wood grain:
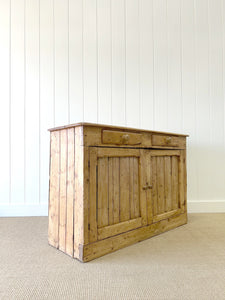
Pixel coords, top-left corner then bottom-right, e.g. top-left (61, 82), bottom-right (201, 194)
top-left (89, 147), bottom-right (98, 242)
top-left (108, 157), bottom-right (114, 225)
top-left (119, 157), bottom-right (130, 222)
top-left (164, 156), bottom-right (172, 212)
top-left (97, 157), bottom-right (109, 228)
top-left (48, 131), bottom-right (60, 248)
top-left (59, 129), bottom-right (67, 252)
top-left (172, 156), bottom-right (179, 210)
top-left (157, 156), bottom-right (165, 214)
top-left (151, 156), bottom-right (158, 216)
top-left (113, 157), bottom-right (120, 224)
top-left (66, 128), bottom-right (75, 256)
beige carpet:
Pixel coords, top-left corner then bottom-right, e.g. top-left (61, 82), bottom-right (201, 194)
top-left (0, 214), bottom-right (225, 300)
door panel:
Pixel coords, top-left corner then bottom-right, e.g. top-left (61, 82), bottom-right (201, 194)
top-left (146, 150), bottom-right (185, 224)
top-left (89, 147), bottom-right (147, 242)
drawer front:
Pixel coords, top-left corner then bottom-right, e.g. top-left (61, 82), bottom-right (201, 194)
top-left (102, 130), bottom-right (142, 145)
top-left (152, 134), bottom-right (183, 147)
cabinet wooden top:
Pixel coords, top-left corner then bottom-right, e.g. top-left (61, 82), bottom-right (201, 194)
top-left (48, 122), bottom-right (189, 137)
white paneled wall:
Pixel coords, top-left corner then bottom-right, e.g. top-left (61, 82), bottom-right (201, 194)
top-left (0, 0), bottom-right (225, 216)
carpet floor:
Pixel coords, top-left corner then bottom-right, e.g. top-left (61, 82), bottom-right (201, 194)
top-left (0, 214), bottom-right (225, 300)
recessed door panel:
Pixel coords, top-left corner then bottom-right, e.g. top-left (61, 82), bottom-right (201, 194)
top-left (89, 147), bottom-right (147, 242)
top-left (147, 150), bottom-right (185, 224)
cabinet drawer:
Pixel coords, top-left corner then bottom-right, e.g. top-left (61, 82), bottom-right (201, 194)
top-left (152, 134), bottom-right (183, 147)
top-left (102, 130), bottom-right (142, 145)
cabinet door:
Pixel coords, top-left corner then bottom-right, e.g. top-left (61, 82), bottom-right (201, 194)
top-left (88, 147), bottom-right (147, 242)
top-left (146, 150), bottom-right (185, 224)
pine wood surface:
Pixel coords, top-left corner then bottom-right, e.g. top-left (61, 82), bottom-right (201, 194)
top-left (48, 123), bottom-right (188, 262)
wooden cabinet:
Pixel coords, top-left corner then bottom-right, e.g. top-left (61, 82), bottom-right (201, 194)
top-left (48, 123), bottom-right (188, 262)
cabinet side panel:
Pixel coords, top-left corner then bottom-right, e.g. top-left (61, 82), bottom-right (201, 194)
top-left (59, 130), bottom-right (67, 252)
top-left (48, 131), bottom-right (60, 248)
top-left (74, 126), bottom-right (85, 258)
top-left (66, 128), bottom-right (75, 256)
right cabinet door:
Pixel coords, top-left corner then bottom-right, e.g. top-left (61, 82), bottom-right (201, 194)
top-left (146, 150), bottom-right (186, 224)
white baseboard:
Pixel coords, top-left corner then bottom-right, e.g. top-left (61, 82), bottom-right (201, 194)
top-left (187, 200), bottom-right (225, 213)
top-left (0, 204), bottom-right (48, 217)
top-left (0, 201), bottom-right (225, 217)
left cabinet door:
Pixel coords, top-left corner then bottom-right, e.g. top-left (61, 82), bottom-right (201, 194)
top-left (88, 147), bottom-right (147, 243)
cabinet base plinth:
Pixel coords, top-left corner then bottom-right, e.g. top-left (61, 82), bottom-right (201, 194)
top-left (77, 213), bottom-right (187, 262)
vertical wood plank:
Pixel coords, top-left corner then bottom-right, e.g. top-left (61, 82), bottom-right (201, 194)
top-left (11, 0), bottom-right (25, 204)
top-left (172, 156), bottom-right (179, 209)
top-left (54, 0), bottom-right (69, 126)
top-left (68, 0), bottom-right (83, 123)
top-left (139, 0), bottom-right (154, 130)
top-left (167, 0), bottom-right (182, 132)
top-left (89, 147), bottom-right (97, 242)
top-left (97, 157), bottom-right (109, 228)
top-left (25, 0), bottom-right (40, 204)
top-left (74, 126), bottom-right (84, 257)
top-left (59, 130), bottom-right (67, 252)
top-left (111, 0), bottom-right (126, 125)
top-left (108, 157), bottom-right (114, 225)
top-left (119, 157), bottom-right (130, 222)
top-left (66, 128), bottom-right (75, 256)
top-left (156, 156), bottom-right (165, 214)
top-left (97, 0), bottom-right (112, 124)
top-left (153, 0), bottom-right (168, 130)
top-left (139, 151), bottom-right (147, 225)
top-left (151, 156), bottom-right (158, 216)
top-left (113, 157), bottom-right (120, 223)
top-left (125, 0), bottom-right (140, 128)
top-left (40, 0), bottom-right (54, 204)
top-left (145, 151), bottom-right (153, 224)
top-left (83, 0), bottom-right (98, 123)
top-left (48, 131), bottom-right (60, 248)
top-left (164, 156), bottom-right (172, 212)
top-left (129, 157), bottom-right (134, 219)
top-left (133, 157), bottom-right (140, 218)
top-left (178, 151), bottom-right (185, 213)
top-left (0, 0), bottom-right (10, 204)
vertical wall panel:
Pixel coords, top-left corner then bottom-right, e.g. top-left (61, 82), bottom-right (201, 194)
top-left (54, 0), bottom-right (69, 126)
top-left (139, 0), bottom-right (154, 130)
top-left (68, 0), bottom-right (83, 123)
top-left (111, 0), bottom-right (126, 126)
top-left (208, 0), bottom-right (225, 198)
top-left (1, 0), bottom-right (225, 215)
top-left (125, 0), bottom-right (140, 128)
top-left (40, 0), bottom-right (54, 204)
top-left (10, 0), bottom-right (25, 204)
top-left (181, 0), bottom-right (198, 202)
top-left (153, 0), bottom-right (168, 131)
top-left (167, 0), bottom-right (182, 132)
top-left (25, 0), bottom-right (40, 204)
top-left (0, 0), bottom-right (10, 204)
top-left (83, 0), bottom-right (98, 123)
top-left (195, 0), bottom-right (210, 200)
top-left (97, 0), bottom-right (112, 124)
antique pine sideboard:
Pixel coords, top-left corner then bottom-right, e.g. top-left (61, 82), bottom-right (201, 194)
top-left (48, 123), bottom-right (188, 262)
